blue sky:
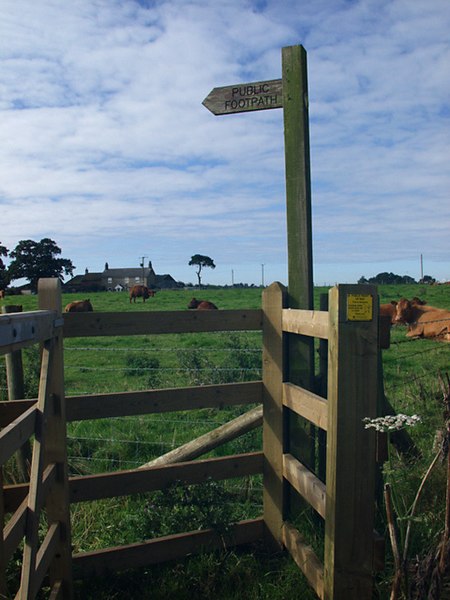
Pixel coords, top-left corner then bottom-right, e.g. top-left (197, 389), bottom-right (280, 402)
top-left (1, 0), bottom-right (449, 287)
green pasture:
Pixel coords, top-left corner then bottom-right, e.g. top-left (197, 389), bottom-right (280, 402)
top-left (1, 284), bottom-right (449, 598)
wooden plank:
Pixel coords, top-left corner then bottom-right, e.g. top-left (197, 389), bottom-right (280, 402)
top-left (72, 518), bottom-right (264, 578)
top-left (20, 338), bottom-right (54, 599)
top-left (262, 282), bottom-right (286, 549)
top-left (5, 452), bottom-right (264, 510)
top-left (38, 278), bottom-right (73, 598)
top-left (65, 381), bottom-right (262, 421)
top-left (282, 45), bottom-right (316, 472)
top-left (0, 404), bottom-right (37, 466)
top-left (203, 79), bottom-right (282, 115)
top-left (49, 580), bottom-right (63, 600)
top-left (141, 406), bottom-right (262, 468)
top-left (70, 452), bottom-right (263, 503)
top-left (34, 522), bottom-right (60, 594)
top-left (282, 309), bottom-right (328, 339)
top-left (282, 453), bottom-right (326, 519)
top-left (2, 305), bottom-right (32, 482)
top-left (0, 399), bottom-right (36, 426)
top-left (0, 310), bottom-right (58, 355)
top-left (282, 521), bottom-right (324, 600)
top-left (283, 382), bottom-right (328, 431)
top-left (324, 285), bottom-right (378, 599)
top-left (3, 499), bottom-right (27, 563)
top-left (63, 309), bottom-right (262, 338)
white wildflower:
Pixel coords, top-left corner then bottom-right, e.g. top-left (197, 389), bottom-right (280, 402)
top-left (363, 414), bottom-right (421, 433)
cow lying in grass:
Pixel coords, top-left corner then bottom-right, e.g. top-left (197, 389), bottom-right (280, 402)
top-left (188, 298), bottom-right (218, 310)
top-left (64, 299), bottom-right (93, 312)
top-left (380, 302), bottom-right (398, 324)
top-left (393, 297), bottom-right (450, 342)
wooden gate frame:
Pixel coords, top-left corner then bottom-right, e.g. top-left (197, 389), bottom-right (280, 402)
top-left (0, 279), bottom-right (73, 599)
top-left (262, 281), bottom-right (380, 600)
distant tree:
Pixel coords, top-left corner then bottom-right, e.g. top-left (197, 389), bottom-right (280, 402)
top-left (366, 272), bottom-right (417, 285)
top-left (358, 276), bottom-right (369, 284)
top-left (420, 275), bottom-right (436, 285)
top-left (8, 238), bottom-right (75, 292)
top-left (188, 254), bottom-right (216, 288)
top-left (0, 242), bottom-right (9, 289)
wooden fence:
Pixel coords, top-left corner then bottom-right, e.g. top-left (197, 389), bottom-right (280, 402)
top-left (0, 278), bottom-right (383, 599)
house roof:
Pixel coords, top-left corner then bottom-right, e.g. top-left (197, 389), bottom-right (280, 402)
top-left (104, 268), bottom-right (151, 278)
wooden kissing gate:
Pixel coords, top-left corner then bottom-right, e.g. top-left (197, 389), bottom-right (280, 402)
top-left (0, 277), bottom-right (382, 599)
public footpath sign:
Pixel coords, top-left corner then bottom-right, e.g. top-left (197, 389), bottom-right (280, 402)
top-left (202, 79), bottom-right (282, 115)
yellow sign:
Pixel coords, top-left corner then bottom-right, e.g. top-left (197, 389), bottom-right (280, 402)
top-left (347, 294), bottom-right (373, 321)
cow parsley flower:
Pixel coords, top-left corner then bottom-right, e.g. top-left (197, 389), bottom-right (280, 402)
top-left (362, 414), bottom-right (421, 433)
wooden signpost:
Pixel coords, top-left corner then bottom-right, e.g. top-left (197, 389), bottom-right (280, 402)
top-left (202, 79), bottom-right (282, 115)
top-left (203, 43), bottom-right (315, 465)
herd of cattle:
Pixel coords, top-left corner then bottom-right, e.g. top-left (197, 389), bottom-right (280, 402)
top-left (63, 285), bottom-right (219, 314)
top-left (380, 297), bottom-right (450, 342)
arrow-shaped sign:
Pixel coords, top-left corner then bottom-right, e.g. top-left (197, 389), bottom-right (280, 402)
top-left (203, 79), bottom-right (282, 115)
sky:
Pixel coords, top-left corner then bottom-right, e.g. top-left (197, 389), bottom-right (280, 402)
top-left (1, 0), bottom-right (449, 287)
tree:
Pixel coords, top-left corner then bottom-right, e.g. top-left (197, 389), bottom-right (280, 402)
top-left (8, 238), bottom-right (75, 292)
top-left (0, 242), bottom-right (9, 289)
top-left (188, 254), bottom-right (216, 288)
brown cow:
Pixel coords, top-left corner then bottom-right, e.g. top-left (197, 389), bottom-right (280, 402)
top-left (129, 285), bottom-right (155, 303)
top-left (393, 297), bottom-right (450, 341)
top-left (380, 301), bottom-right (398, 324)
top-left (64, 299), bottom-right (93, 313)
top-left (188, 298), bottom-right (218, 310)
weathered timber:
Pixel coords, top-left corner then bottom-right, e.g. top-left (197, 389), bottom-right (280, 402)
top-left (3, 499), bottom-right (27, 564)
top-left (282, 521), bottom-right (324, 599)
top-left (203, 79), bottom-right (282, 115)
top-left (282, 308), bottom-right (328, 339)
top-left (282, 382), bottom-right (328, 431)
top-left (71, 452), bottom-right (263, 503)
top-left (324, 285), bottom-right (378, 600)
top-left (0, 310), bottom-right (58, 354)
top-left (2, 305), bottom-right (32, 481)
top-left (36, 278), bottom-right (73, 599)
top-left (140, 405), bottom-right (262, 468)
top-left (262, 282), bottom-right (286, 549)
top-left (72, 518), bottom-right (264, 578)
top-left (4, 453), bottom-right (264, 510)
top-left (282, 45), bottom-right (316, 474)
top-left (66, 381), bottom-right (262, 421)
top-left (63, 309), bottom-right (262, 338)
top-left (283, 453), bottom-right (326, 519)
top-left (0, 403), bottom-right (36, 465)
top-left (0, 399), bottom-right (36, 426)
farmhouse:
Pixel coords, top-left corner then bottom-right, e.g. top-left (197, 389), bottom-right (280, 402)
top-left (64, 261), bottom-right (181, 292)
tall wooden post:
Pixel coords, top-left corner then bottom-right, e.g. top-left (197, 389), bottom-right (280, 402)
top-left (324, 284), bottom-right (378, 599)
top-left (282, 45), bottom-right (315, 469)
top-left (38, 278), bottom-right (73, 598)
top-left (262, 282), bottom-right (287, 548)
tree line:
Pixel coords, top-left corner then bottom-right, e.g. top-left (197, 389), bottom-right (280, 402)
top-left (358, 272), bottom-right (436, 285)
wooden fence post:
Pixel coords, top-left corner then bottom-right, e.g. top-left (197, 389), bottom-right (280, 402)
top-left (2, 305), bottom-right (32, 481)
top-left (262, 282), bottom-right (287, 548)
top-left (282, 44), bottom-right (316, 475)
top-left (37, 278), bottom-right (73, 598)
top-left (324, 284), bottom-right (378, 599)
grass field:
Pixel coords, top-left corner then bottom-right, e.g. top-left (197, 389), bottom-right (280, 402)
top-left (1, 283), bottom-right (449, 599)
